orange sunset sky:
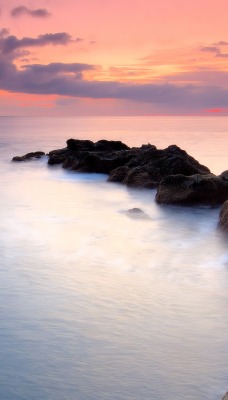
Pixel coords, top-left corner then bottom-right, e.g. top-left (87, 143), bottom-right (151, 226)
top-left (0, 0), bottom-right (228, 116)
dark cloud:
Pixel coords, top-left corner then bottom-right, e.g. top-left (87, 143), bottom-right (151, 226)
top-left (0, 56), bottom-right (228, 112)
top-left (0, 32), bottom-right (72, 54)
top-left (22, 62), bottom-right (95, 74)
top-left (11, 6), bottom-right (51, 18)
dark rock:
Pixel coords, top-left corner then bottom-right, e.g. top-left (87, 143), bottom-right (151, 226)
top-left (48, 148), bottom-right (70, 165)
top-left (124, 208), bottom-right (150, 219)
top-left (218, 201), bottom-right (228, 233)
top-left (108, 145), bottom-right (210, 188)
top-left (14, 139), bottom-right (212, 192)
top-left (12, 151), bottom-right (45, 161)
top-left (66, 139), bottom-right (94, 151)
top-left (123, 167), bottom-right (158, 188)
top-left (94, 139), bottom-right (129, 151)
top-left (156, 173), bottom-right (228, 205)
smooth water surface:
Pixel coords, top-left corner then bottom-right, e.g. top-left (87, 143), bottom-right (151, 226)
top-left (1, 116), bottom-right (228, 400)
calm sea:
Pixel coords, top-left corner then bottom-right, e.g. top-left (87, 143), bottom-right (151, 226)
top-left (1, 116), bottom-right (228, 400)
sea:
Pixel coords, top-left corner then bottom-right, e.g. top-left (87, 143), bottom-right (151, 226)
top-left (1, 116), bottom-right (228, 400)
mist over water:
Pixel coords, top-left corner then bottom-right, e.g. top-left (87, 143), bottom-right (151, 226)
top-left (1, 116), bottom-right (228, 400)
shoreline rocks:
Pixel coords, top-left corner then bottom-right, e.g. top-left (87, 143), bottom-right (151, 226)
top-left (43, 138), bottom-right (211, 189)
top-left (12, 138), bottom-right (228, 229)
top-left (12, 151), bottom-right (45, 162)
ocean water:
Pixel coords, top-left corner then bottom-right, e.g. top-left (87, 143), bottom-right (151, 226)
top-left (1, 116), bottom-right (228, 400)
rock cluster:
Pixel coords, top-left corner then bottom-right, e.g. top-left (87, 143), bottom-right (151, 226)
top-left (12, 151), bottom-right (45, 161)
top-left (45, 138), bottom-right (210, 189)
top-left (12, 138), bottom-right (228, 230)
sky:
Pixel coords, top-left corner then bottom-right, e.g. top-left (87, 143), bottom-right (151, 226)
top-left (0, 0), bottom-right (228, 116)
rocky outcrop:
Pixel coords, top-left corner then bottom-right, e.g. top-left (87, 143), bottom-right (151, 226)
top-left (156, 172), bottom-right (228, 205)
top-left (12, 151), bottom-right (45, 161)
top-left (218, 201), bottom-right (228, 233)
top-left (46, 139), bottom-right (210, 188)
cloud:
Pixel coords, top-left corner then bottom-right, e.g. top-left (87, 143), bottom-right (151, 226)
top-left (22, 62), bottom-right (95, 75)
top-left (216, 52), bottom-right (228, 58)
top-left (0, 32), bottom-right (228, 113)
top-left (0, 32), bottom-right (72, 54)
top-left (213, 41), bottom-right (228, 46)
top-left (1, 57), bottom-right (228, 112)
top-left (11, 6), bottom-right (51, 18)
top-left (200, 44), bottom-right (228, 58)
top-left (200, 46), bottom-right (219, 53)
top-left (0, 28), bottom-right (9, 38)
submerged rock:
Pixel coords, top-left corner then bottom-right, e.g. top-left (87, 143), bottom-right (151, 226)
top-left (218, 200), bottom-right (228, 233)
top-left (12, 151), bottom-right (45, 161)
top-left (124, 208), bottom-right (150, 219)
top-left (156, 172), bottom-right (228, 205)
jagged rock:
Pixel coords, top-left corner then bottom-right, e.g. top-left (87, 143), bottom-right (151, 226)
top-left (218, 200), bottom-right (228, 233)
top-left (156, 172), bottom-right (228, 205)
top-left (109, 145), bottom-right (210, 188)
top-left (12, 151), bottom-right (45, 161)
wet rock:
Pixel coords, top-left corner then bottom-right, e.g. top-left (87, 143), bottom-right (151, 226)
top-left (156, 173), bottom-right (228, 205)
top-left (218, 200), bottom-right (228, 233)
top-left (12, 151), bottom-right (45, 161)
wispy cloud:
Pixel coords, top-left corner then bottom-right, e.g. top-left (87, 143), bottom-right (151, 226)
top-left (212, 41), bottom-right (228, 46)
top-left (201, 46), bottom-right (219, 53)
top-left (11, 6), bottom-right (51, 18)
top-left (200, 41), bottom-right (228, 58)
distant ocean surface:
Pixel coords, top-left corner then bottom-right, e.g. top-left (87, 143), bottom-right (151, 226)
top-left (1, 116), bottom-right (228, 400)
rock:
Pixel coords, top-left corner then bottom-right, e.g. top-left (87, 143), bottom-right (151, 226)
top-left (109, 145), bottom-right (210, 188)
top-left (12, 151), bottom-right (45, 161)
top-left (124, 208), bottom-right (150, 219)
top-left (48, 148), bottom-right (70, 165)
top-left (63, 150), bottom-right (136, 174)
top-left (218, 200), bottom-right (228, 233)
top-left (66, 139), bottom-right (94, 151)
top-left (156, 173), bottom-right (228, 205)
top-left (94, 139), bottom-right (130, 151)
top-left (222, 393), bottom-right (228, 400)
top-left (122, 168), bottom-right (158, 188)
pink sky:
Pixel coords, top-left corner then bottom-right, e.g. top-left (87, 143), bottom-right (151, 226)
top-left (0, 0), bottom-right (228, 115)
